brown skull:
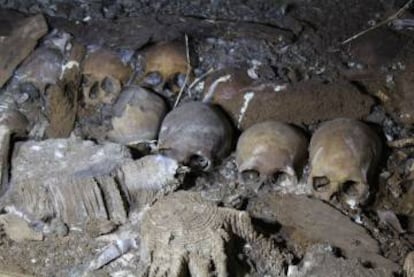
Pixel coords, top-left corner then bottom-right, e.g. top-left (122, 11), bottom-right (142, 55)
top-left (158, 102), bottom-right (233, 171)
top-left (309, 118), bottom-right (382, 208)
top-left (141, 41), bottom-right (189, 93)
top-left (108, 86), bottom-right (167, 145)
top-left (236, 121), bottom-right (308, 189)
top-left (82, 49), bottom-right (132, 106)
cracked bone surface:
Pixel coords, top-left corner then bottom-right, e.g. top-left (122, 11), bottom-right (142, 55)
top-left (139, 190), bottom-right (284, 277)
top-left (158, 101), bottom-right (233, 171)
top-left (308, 118), bottom-right (382, 207)
top-left (236, 121), bottom-right (308, 189)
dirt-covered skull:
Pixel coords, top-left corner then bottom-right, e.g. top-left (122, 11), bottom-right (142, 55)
top-left (141, 41), bottom-right (189, 93)
top-left (82, 49), bottom-right (132, 106)
top-left (236, 121), bottom-right (308, 190)
top-left (309, 118), bottom-right (382, 208)
top-left (14, 46), bottom-right (63, 100)
top-left (158, 102), bottom-right (233, 171)
top-left (108, 86), bottom-right (167, 145)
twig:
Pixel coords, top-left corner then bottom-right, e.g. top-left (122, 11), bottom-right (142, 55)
top-left (174, 34), bottom-right (191, 108)
top-left (341, 0), bottom-right (414, 45)
top-left (188, 68), bottom-right (215, 91)
top-left (202, 74), bottom-right (231, 103)
top-left (388, 137), bottom-right (414, 148)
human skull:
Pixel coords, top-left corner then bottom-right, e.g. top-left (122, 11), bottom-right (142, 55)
top-left (236, 121), bottom-right (308, 190)
top-left (82, 49), bottom-right (132, 106)
top-left (141, 41), bottom-right (189, 93)
top-left (309, 118), bottom-right (382, 208)
top-left (14, 46), bottom-right (63, 100)
top-left (158, 102), bottom-right (233, 171)
top-left (108, 86), bottom-right (167, 145)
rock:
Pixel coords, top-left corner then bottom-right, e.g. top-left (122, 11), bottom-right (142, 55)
top-left (209, 81), bottom-right (374, 129)
top-left (116, 154), bottom-right (186, 210)
top-left (248, 194), bottom-right (399, 273)
top-left (0, 213), bottom-right (43, 242)
top-left (0, 267), bottom-right (34, 277)
top-left (349, 58), bottom-right (414, 126)
top-left (49, 15), bottom-right (292, 50)
top-left (347, 28), bottom-right (405, 69)
top-left (387, 61), bottom-right (414, 125)
top-left (10, 138), bottom-right (130, 183)
top-left (287, 244), bottom-right (395, 277)
top-left (0, 14), bottom-right (48, 88)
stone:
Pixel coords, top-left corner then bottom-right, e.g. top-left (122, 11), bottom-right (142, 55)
top-left (0, 213), bottom-right (43, 242)
top-left (287, 244), bottom-right (395, 277)
top-left (10, 138), bottom-right (130, 183)
top-left (0, 14), bottom-right (48, 88)
top-left (248, 193), bottom-right (399, 273)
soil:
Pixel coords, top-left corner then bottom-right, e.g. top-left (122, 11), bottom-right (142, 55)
top-left (0, 0), bottom-right (414, 276)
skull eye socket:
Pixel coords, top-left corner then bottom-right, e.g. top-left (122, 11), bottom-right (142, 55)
top-left (312, 176), bottom-right (330, 191)
top-left (89, 82), bottom-right (100, 99)
top-left (188, 154), bottom-right (210, 171)
top-left (342, 180), bottom-right (360, 197)
top-left (241, 169), bottom-right (261, 183)
top-left (143, 72), bottom-right (163, 87)
top-left (174, 73), bottom-right (187, 88)
top-left (101, 77), bottom-right (117, 96)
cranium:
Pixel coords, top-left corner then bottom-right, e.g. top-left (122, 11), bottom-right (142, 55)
top-left (236, 121), bottom-right (308, 190)
top-left (14, 46), bottom-right (63, 100)
top-left (309, 118), bottom-right (382, 208)
top-left (107, 86), bottom-right (167, 145)
top-left (82, 49), bottom-right (132, 106)
top-left (141, 41), bottom-right (189, 93)
top-left (158, 102), bottom-right (233, 171)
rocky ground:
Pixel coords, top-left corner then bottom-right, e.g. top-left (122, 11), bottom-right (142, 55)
top-left (0, 0), bottom-right (414, 276)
